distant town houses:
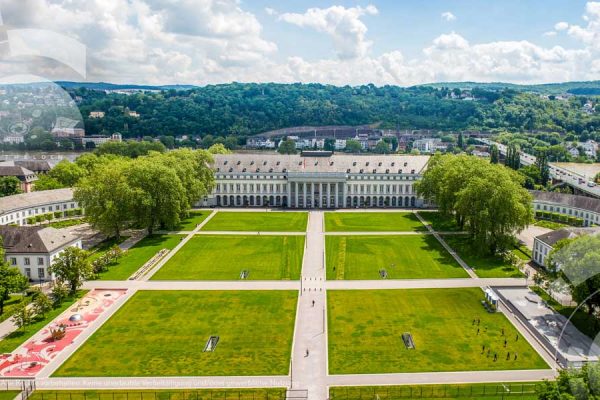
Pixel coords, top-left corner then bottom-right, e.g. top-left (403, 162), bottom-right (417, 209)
top-left (412, 138), bottom-right (448, 154)
top-left (565, 140), bottom-right (598, 159)
top-left (89, 111), bottom-right (105, 118)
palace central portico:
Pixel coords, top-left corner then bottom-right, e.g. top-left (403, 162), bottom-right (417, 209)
top-left (204, 152), bottom-right (431, 209)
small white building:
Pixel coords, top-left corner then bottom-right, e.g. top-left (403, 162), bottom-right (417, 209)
top-left (0, 225), bottom-right (82, 282)
top-left (533, 227), bottom-right (600, 269)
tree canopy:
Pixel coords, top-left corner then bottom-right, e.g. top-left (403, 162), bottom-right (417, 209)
top-left (416, 154), bottom-right (532, 254)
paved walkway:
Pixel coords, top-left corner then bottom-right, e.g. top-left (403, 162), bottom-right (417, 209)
top-left (291, 211), bottom-right (327, 400)
top-left (324, 231), bottom-right (465, 236)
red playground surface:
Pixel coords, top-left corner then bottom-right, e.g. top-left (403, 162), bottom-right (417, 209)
top-left (0, 289), bottom-right (128, 377)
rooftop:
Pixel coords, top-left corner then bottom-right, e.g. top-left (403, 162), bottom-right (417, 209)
top-left (0, 225), bottom-right (80, 254)
top-left (0, 165), bottom-right (37, 182)
top-left (213, 154), bottom-right (430, 175)
top-left (536, 227), bottom-right (600, 246)
top-left (531, 190), bottom-right (600, 214)
top-left (0, 188), bottom-right (74, 215)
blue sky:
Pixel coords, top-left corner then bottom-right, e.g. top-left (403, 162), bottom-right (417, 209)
top-left (1, 0), bottom-right (599, 85)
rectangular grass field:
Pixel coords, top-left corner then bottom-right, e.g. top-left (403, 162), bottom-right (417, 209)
top-left (29, 390), bottom-right (287, 400)
top-left (152, 235), bottom-right (304, 280)
top-left (325, 212), bottom-right (426, 232)
top-left (442, 235), bottom-right (524, 278)
top-left (175, 210), bottom-right (212, 231)
top-left (416, 211), bottom-right (461, 232)
top-left (97, 235), bottom-right (184, 280)
top-left (327, 288), bottom-right (548, 374)
top-left (326, 235), bottom-right (468, 279)
top-left (201, 212), bottom-right (308, 232)
top-left (53, 290), bottom-right (298, 377)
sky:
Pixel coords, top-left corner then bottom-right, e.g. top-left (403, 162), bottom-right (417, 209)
top-left (0, 0), bottom-right (599, 86)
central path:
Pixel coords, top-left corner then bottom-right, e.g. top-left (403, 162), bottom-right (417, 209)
top-left (291, 211), bottom-right (327, 400)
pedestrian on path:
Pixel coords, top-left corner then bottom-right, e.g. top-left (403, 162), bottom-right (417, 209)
top-left (312, 300), bottom-right (315, 307)
top-left (305, 349), bottom-right (309, 357)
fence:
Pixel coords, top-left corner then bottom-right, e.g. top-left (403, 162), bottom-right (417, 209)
top-left (28, 390), bottom-right (287, 400)
top-left (329, 383), bottom-right (541, 400)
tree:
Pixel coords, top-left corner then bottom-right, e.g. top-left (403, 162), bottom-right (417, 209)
top-left (34, 174), bottom-right (64, 191)
top-left (535, 148), bottom-right (550, 186)
top-left (32, 292), bottom-right (53, 317)
top-left (47, 159), bottom-right (86, 187)
top-left (11, 301), bottom-right (32, 329)
top-left (0, 241), bottom-right (29, 315)
top-left (550, 234), bottom-right (600, 316)
top-left (374, 141), bottom-right (391, 154)
top-left (75, 158), bottom-right (136, 239)
top-left (537, 364), bottom-right (600, 400)
top-left (208, 143), bottom-right (231, 154)
top-left (505, 144), bottom-right (521, 170)
top-left (324, 138), bottom-right (335, 151)
top-left (0, 176), bottom-right (22, 197)
top-left (49, 247), bottom-right (92, 294)
top-left (51, 282), bottom-right (69, 306)
top-left (416, 154), bottom-right (532, 254)
top-left (490, 145), bottom-right (499, 164)
top-left (344, 139), bottom-right (362, 153)
top-left (457, 132), bottom-right (464, 149)
top-left (278, 139), bottom-right (297, 154)
top-left (158, 135), bottom-right (175, 149)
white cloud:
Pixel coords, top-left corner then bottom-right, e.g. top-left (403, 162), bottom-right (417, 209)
top-left (565, 1), bottom-right (600, 49)
top-left (554, 21), bottom-right (569, 31)
top-left (543, 31), bottom-right (557, 37)
top-left (1, 0), bottom-right (599, 86)
top-left (441, 12), bottom-right (456, 22)
top-left (265, 7), bottom-right (276, 16)
top-left (278, 4), bottom-right (378, 60)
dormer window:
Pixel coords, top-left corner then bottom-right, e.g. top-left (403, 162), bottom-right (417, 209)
top-left (224, 160), bottom-right (228, 165)
top-left (352, 161), bottom-right (357, 166)
top-left (282, 168), bottom-right (287, 173)
top-left (263, 161), bottom-right (267, 166)
top-left (256, 168), bottom-right (260, 172)
top-left (299, 161), bottom-right (303, 165)
top-left (391, 162), bottom-right (395, 166)
top-left (404, 162), bottom-right (408, 167)
top-left (346, 169), bottom-right (351, 173)
top-left (269, 168), bottom-right (273, 172)
top-left (385, 169), bottom-right (389, 173)
top-left (314, 161), bottom-right (318, 166)
top-left (250, 160), bottom-right (255, 165)
top-left (330, 161), bottom-right (334, 166)
top-left (237, 160), bottom-right (241, 165)
top-left (373, 169), bottom-right (377, 173)
top-left (398, 169), bottom-right (402, 174)
top-left (276, 161), bottom-right (280, 165)
top-left (411, 169), bottom-right (415, 174)
top-left (366, 162), bottom-right (370, 166)
top-left (242, 168), bottom-right (246, 172)
top-left (228, 168), bottom-right (233, 172)
top-left (378, 162), bottom-right (382, 166)
top-left (359, 169), bottom-right (364, 173)
top-left (216, 168), bottom-right (220, 172)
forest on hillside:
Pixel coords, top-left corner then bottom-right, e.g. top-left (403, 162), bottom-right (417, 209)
top-left (69, 83), bottom-right (600, 140)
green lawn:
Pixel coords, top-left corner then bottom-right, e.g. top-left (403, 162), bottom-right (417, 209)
top-left (0, 291), bottom-right (86, 353)
top-left (30, 389), bottom-right (286, 400)
top-left (0, 392), bottom-right (20, 400)
top-left (329, 383), bottom-right (542, 400)
top-left (326, 235), bottom-right (468, 279)
top-left (87, 236), bottom-right (130, 264)
top-left (325, 212), bottom-right (426, 232)
top-left (531, 286), bottom-right (600, 339)
top-left (442, 235), bottom-right (524, 278)
top-left (327, 288), bottom-right (549, 374)
top-left (534, 219), bottom-right (570, 230)
top-left (97, 235), bottom-right (183, 280)
top-left (417, 211), bottom-right (461, 232)
top-left (175, 210), bottom-right (212, 231)
top-left (152, 235), bottom-right (304, 280)
top-left (201, 212), bottom-right (308, 232)
top-left (0, 293), bottom-right (31, 323)
top-left (53, 290), bottom-right (298, 377)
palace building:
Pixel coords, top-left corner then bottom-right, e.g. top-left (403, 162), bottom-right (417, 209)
top-left (200, 152), bottom-right (431, 209)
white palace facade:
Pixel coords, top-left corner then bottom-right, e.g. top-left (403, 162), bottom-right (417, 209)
top-left (201, 153), bottom-right (431, 209)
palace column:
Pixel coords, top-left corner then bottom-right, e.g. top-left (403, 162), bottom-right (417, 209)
top-left (334, 182), bottom-right (339, 208)
top-left (342, 182), bottom-right (347, 208)
top-left (326, 183), bottom-right (331, 208)
top-left (294, 182), bottom-right (299, 209)
top-left (287, 181), bottom-right (292, 208)
top-left (303, 182), bottom-right (307, 208)
top-left (318, 182), bottom-right (323, 208)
